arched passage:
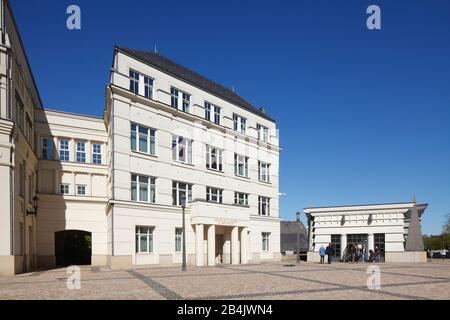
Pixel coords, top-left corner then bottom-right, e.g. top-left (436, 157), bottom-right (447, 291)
top-left (55, 230), bottom-right (92, 266)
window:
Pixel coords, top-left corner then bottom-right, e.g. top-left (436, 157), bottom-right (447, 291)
top-left (144, 76), bottom-right (153, 99)
top-left (59, 140), bottom-right (70, 161)
top-left (206, 145), bottom-right (223, 171)
top-left (60, 184), bottom-right (70, 195)
top-left (171, 87), bottom-right (190, 113)
top-left (76, 185), bottom-right (86, 196)
top-left (331, 235), bottom-right (341, 258)
top-left (257, 124), bottom-right (269, 142)
top-left (258, 161), bottom-right (270, 183)
top-left (16, 93), bottom-right (24, 130)
top-left (234, 154), bottom-right (248, 177)
top-left (172, 136), bottom-right (192, 164)
top-left (374, 233), bottom-right (385, 258)
top-left (206, 187), bottom-right (223, 203)
top-left (131, 175), bottom-right (156, 203)
top-left (234, 192), bottom-right (249, 206)
top-left (182, 92), bottom-right (190, 113)
top-left (258, 196), bottom-right (270, 216)
top-left (262, 232), bottom-right (270, 252)
top-left (172, 181), bottom-right (192, 206)
top-left (170, 88), bottom-right (179, 109)
top-left (92, 144), bottom-right (102, 164)
top-left (76, 142), bottom-right (86, 163)
top-left (19, 162), bottom-right (25, 197)
top-left (131, 124), bottom-right (156, 156)
top-left (135, 226), bottom-right (154, 253)
top-left (129, 70), bottom-right (139, 93)
top-left (42, 138), bottom-right (53, 160)
top-left (28, 174), bottom-right (33, 205)
top-left (233, 114), bottom-right (246, 134)
top-left (25, 114), bottom-right (33, 144)
top-left (205, 102), bottom-right (221, 125)
top-left (175, 228), bottom-right (182, 252)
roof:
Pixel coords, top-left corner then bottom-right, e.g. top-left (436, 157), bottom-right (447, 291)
top-left (115, 47), bottom-right (275, 122)
top-left (280, 221), bottom-right (308, 252)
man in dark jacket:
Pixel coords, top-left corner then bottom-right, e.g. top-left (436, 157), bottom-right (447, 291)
top-left (326, 244), bottom-right (335, 264)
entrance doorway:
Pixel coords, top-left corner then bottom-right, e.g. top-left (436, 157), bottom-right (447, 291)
top-left (215, 234), bottom-right (223, 264)
top-left (55, 230), bottom-right (92, 266)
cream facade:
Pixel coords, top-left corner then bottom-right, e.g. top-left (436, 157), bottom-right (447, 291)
top-left (0, 0), bottom-right (281, 275)
top-left (305, 202), bottom-right (427, 263)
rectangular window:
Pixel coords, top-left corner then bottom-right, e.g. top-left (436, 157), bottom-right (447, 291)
top-left (144, 76), bottom-right (153, 99)
top-left (131, 124), bottom-right (156, 156)
top-left (76, 142), bottom-right (86, 163)
top-left (25, 114), bottom-right (33, 144)
top-left (331, 234), bottom-right (341, 258)
top-left (60, 184), bottom-right (70, 195)
top-left (135, 226), bottom-right (154, 253)
top-left (129, 70), bottom-right (139, 93)
top-left (233, 114), bottom-right (246, 134)
top-left (206, 145), bottom-right (223, 171)
top-left (42, 138), bottom-right (53, 160)
top-left (172, 181), bottom-right (193, 206)
top-left (59, 139), bottom-right (70, 161)
top-left (234, 154), bottom-right (248, 177)
top-left (206, 187), bottom-right (223, 204)
top-left (258, 196), bottom-right (270, 216)
top-left (205, 102), bottom-right (221, 125)
top-left (16, 93), bottom-right (24, 130)
top-left (182, 92), bottom-right (190, 113)
top-left (234, 192), bottom-right (249, 206)
top-left (19, 162), bottom-right (24, 197)
top-left (258, 161), bottom-right (270, 183)
top-left (131, 175), bottom-right (156, 203)
top-left (257, 124), bottom-right (269, 142)
top-left (262, 232), bottom-right (270, 252)
top-left (76, 185), bottom-right (86, 196)
top-left (170, 88), bottom-right (179, 109)
top-left (28, 174), bottom-right (33, 205)
top-left (92, 144), bottom-right (102, 164)
top-left (175, 228), bottom-right (182, 252)
top-left (172, 136), bottom-right (192, 164)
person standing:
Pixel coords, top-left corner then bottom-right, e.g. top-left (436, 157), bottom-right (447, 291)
top-left (441, 249), bottom-right (447, 261)
top-left (319, 246), bottom-right (326, 264)
top-left (326, 244), bottom-right (334, 264)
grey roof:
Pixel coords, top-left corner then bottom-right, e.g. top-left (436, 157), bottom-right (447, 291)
top-left (280, 221), bottom-right (308, 252)
top-left (116, 47), bottom-right (275, 122)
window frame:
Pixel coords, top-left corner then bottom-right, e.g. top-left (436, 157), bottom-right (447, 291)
top-left (172, 181), bottom-right (193, 206)
top-left (206, 187), bottom-right (223, 204)
top-left (206, 145), bottom-right (223, 172)
top-left (60, 183), bottom-right (70, 195)
top-left (76, 141), bottom-right (86, 163)
top-left (258, 161), bottom-right (271, 183)
top-left (131, 174), bottom-right (156, 203)
top-left (234, 153), bottom-right (249, 177)
top-left (172, 135), bottom-right (193, 164)
top-left (233, 114), bottom-right (247, 134)
top-left (76, 184), bottom-right (87, 196)
top-left (92, 143), bottom-right (102, 164)
top-left (262, 232), bottom-right (270, 252)
top-left (204, 102), bottom-right (221, 125)
top-left (129, 70), bottom-right (140, 94)
top-left (59, 139), bottom-right (70, 162)
top-left (234, 192), bottom-right (249, 206)
top-left (175, 228), bottom-right (183, 252)
top-left (42, 137), bottom-right (53, 160)
top-left (258, 196), bottom-right (270, 216)
top-left (135, 226), bottom-right (154, 254)
top-left (131, 123), bottom-right (156, 156)
top-left (257, 124), bottom-right (269, 142)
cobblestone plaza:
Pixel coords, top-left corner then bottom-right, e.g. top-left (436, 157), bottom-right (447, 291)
top-left (1, 261), bottom-right (449, 300)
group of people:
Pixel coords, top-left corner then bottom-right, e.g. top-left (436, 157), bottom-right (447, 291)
top-left (319, 243), bottom-right (382, 264)
top-left (319, 244), bottom-right (335, 264)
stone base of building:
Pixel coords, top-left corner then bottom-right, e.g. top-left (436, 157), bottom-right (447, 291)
top-left (107, 255), bottom-right (133, 270)
top-left (385, 251), bottom-right (427, 263)
top-left (0, 255), bottom-right (16, 276)
top-left (91, 255), bottom-right (108, 266)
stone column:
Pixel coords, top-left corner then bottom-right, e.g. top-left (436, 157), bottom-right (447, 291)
top-left (231, 226), bottom-right (239, 265)
top-left (195, 224), bottom-right (204, 267)
top-left (240, 227), bottom-right (248, 264)
top-left (368, 233), bottom-right (374, 252)
top-left (340, 234), bottom-right (347, 258)
top-left (207, 225), bottom-right (215, 266)
top-left (223, 230), bottom-right (231, 264)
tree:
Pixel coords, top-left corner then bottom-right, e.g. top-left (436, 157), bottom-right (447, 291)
top-left (443, 213), bottom-right (450, 235)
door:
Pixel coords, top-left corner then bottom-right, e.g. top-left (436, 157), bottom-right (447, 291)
top-left (215, 234), bottom-right (223, 264)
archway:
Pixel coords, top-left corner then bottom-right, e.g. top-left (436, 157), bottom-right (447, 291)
top-left (55, 230), bottom-right (92, 266)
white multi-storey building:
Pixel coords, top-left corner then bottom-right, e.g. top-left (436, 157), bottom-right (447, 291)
top-left (0, 0), bottom-right (281, 275)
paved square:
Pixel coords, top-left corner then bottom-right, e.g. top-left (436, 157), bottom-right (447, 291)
top-left (0, 261), bottom-right (449, 300)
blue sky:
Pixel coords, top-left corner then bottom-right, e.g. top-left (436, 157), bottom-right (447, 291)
top-left (11, 0), bottom-right (450, 234)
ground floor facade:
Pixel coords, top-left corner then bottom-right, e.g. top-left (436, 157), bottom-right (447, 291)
top-left (304, 202), bottom-right (428, 263)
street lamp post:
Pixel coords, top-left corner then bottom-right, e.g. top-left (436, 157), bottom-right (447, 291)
top-left (296, 211), bottom-right (301, 263)
top-left (180, 194), bottom-right (187, 272)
